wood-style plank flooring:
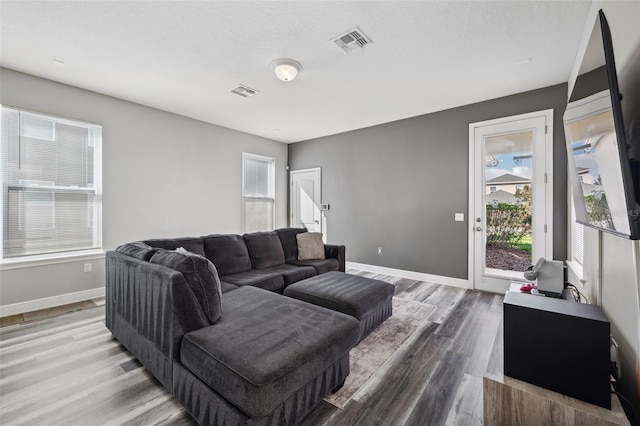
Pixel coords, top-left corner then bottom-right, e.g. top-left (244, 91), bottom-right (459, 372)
top-left (0, 270), bottom-right (503, 425)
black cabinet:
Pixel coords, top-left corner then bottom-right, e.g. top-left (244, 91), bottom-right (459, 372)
top-left (503, 291), bottom-right (611, 409)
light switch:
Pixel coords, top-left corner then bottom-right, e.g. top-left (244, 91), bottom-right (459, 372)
top-left (454, 213), bottom-right (464, 222)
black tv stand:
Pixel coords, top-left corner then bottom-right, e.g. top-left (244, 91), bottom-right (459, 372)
top-left (503, 291), bottom-right (611, 409)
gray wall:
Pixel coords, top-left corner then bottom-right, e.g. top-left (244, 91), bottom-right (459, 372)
top-left (0, 68), bottom-right (288, 306)
top-left (289, 84), bottom-right (568, 280)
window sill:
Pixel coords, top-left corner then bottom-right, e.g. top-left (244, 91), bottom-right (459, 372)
top-left (565, 259), bottom-right (585, 287)
top-left (0, 250), bottom-right (105, 271)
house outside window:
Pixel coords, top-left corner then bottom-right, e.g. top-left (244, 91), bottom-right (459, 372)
top-left (1, 107), bottom-right (102, 260)
top-left (242, 153), bottom-right (275, 233)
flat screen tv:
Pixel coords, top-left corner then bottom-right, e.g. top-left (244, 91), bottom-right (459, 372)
top-left (564, 10), bottom-right (640, 240)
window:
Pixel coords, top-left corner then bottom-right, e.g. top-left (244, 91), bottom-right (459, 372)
top-left (242, 153), bottom-right (274, 233)
top-left (1, 107), bottom-right (102, 260)
top-left (489, 186), bottom-right (497, 193)
top-left (570, 197), bottom-right (584, 266)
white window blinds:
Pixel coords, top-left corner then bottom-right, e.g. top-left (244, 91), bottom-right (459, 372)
top-left (242, 153), bottom-right (274, 233)
top-left (1, 107), bottom-right (102, 259)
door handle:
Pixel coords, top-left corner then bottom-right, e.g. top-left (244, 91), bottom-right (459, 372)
top-left (475, 227), bottom-right (482, 231)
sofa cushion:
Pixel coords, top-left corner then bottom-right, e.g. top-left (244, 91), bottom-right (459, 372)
top-left (202, 234), bottom-right (252, 276)
top-left (115, 241), bottom-right (156, 261)
top-left (180, 286), bottom-right (359, 419)
top-left (143, 237), bottom-right (205, 257)
top-left (296, 232), bottom-right (326, 260)
top-left (150, 248), bottom-right (223, 324)
top-left (220, 270), bottom-right (285, 293)
top-left (243, 231), bottom-right (286, 269)
top-left (275, 227), bottom-right (307, 262)
top-left (220, 281), bottom-right (239, 293)
top-left (260, 264), bottom-right (317, 286)
top-left (287, 258), bottom-right (340, 275)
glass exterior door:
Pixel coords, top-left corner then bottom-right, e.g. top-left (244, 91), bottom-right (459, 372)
top-left (471, 112), bottom-right (551, 293)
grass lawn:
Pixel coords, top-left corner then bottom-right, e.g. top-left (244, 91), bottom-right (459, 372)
top-left (516, 233), bottom-right (532, 255)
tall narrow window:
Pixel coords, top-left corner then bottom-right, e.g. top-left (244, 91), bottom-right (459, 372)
top-left (1, 107), bottom-right (102, 260)
top-left (242, 153), bottom-right (275, 233)
top-left (570, 197), bottom-right (585, 266)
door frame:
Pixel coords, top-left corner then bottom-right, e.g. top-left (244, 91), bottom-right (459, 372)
top-left (467, 109), bottom-right (554, 292)
top-left (289, 167), bottom-right (322, 232)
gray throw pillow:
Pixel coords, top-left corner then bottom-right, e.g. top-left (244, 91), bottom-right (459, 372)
top-left (296, 232), bottom-right (326, 260)
top-left (115, 241), bottom-right (156, 261)
top-left (150, 248), bottom-right (223, 324)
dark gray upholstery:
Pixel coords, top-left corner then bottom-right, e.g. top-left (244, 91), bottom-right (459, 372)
top-left (324, 245), bottom-right (346, 272)
top-left (115, 241), bottom-right (156, 261)
top-left (260, 264), bottom-right (317, 286)
top-left (220, 281), bottom-right (239, 293)
top-left (180, 286), bottom-right (359, 419)
top-left (286, 258), bottom-right (339, 275)
top-left (221, 269), bottom-right (285, 292)
top-left (275, 227), bottom-right (307, 262)
top-left (243, 231), bottom-right (286, 269)
top-left (173, 355), bottom-right (349, 426)
top-left (284, 271), bottom-right (395, 342)
top-left (202, 234), bottom-right (252, 276)
top-left (143, 237), bottom-right (205, 257)
top-left (106, 230), bottom-right (360, 425)
top-left (150, 249), bottom-right (223, 324)
top-left (106, 252), bottom-right (210, 388)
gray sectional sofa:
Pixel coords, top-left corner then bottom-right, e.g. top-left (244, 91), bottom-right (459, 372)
top-left (106, 228), bottom-right (358, 425)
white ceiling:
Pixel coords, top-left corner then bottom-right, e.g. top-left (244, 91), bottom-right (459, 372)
top-left (1, 1), bottom-right (592, 143)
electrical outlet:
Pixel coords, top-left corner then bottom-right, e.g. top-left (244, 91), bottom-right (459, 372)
top-left (83, 263), bottom-right (92, 273)
top-left (377, 247), bottom-right (383, 255)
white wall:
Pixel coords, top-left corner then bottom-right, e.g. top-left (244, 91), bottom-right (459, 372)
top-left (600, 1), bottom-right (640, 415)
top-left (0, 68), bottom-right (288, 310)
top-left (568, 1), bottom-right (640, 415)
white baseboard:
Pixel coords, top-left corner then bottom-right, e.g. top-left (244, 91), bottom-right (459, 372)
top-left (346, 261), bottom-right (470, 289)
top-left (0, 287), bottom-right (105, 318)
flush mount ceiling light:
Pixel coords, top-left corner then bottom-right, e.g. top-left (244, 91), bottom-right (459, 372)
top-left (271, 59), bottom-right (302, 82)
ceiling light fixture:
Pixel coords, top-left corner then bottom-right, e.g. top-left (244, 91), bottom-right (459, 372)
top-left (271, 59), bottom-right (302, 82)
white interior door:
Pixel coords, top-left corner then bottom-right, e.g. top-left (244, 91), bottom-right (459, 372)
top-left (290, 168), bottom-right (322, 233)
top-left (469, 110), bottom-right (553, 293)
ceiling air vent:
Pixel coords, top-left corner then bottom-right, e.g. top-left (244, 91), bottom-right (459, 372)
top-left (331, 27), bottom-right (372, 53)
top-left (230, 85), bottom-right (258, 98)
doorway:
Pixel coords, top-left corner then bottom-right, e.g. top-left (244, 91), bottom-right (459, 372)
top-left (290, 168), bottom-right (322, 233)
top-left (469, 110), bottom-right (553, 293)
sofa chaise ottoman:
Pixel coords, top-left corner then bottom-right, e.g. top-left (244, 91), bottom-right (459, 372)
top-left (284, 271), bottom-right (395, 343)
top-left (178, 286), bottom-right (359, 421)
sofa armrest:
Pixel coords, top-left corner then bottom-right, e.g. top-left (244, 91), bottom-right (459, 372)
top-left (324, 244), bottom-right (346, 272)
top-left (106, 251), bottom-right (209, 390)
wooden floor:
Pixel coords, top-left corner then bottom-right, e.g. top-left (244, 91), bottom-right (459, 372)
top-left (0, 270), bottom-right (504, 425)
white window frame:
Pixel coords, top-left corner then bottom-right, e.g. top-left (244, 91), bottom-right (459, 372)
top-left (0, 106), bottom-right (103, 267)
top-left (241, 153), bottom-right (275, 233)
